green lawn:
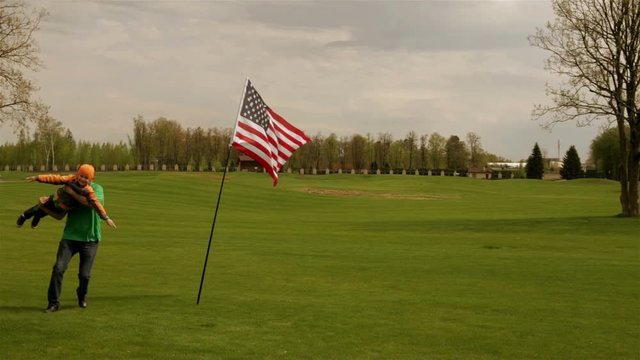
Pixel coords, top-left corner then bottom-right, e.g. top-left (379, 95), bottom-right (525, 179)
top-left (0, 171), bottom-right (638, 359)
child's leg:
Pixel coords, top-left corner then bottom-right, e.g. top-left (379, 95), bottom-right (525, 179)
top-left (19, 195), bottom-right (58, 228)
top-left (29, 196), bottom-right (62, 228)
top-left (21, 203), bottom-right (42, 220)
top-left (16, 203), bottom-right (40, 227)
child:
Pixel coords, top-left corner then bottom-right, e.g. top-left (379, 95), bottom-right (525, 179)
top-left (17, 164), bottom-right (117, 229)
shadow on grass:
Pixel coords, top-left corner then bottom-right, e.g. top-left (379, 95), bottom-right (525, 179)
top-left (0, 295), bottom-right (176, 314)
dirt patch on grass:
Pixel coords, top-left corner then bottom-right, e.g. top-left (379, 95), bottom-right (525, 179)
top-left (303, 188), bottom-right (362, 197)
top-left (377, 193), bottom-right (460, 200)
top-left (300, 187), bottom-right (459, 200)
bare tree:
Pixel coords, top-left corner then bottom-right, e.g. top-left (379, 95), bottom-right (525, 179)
top-left (129, 115), bottom-right (151, 167)
top-left (33, 112), bottom-right (64, 170)
top-left (0, 1), bottom-right (47, 129)
top-left (419, 133), bottom-right (428, 169)
top-left (338, 135), bottom-right (351, 170)
top-left (530, 0), bottom-right (640, 216)
top-left (374, 132), bottom-right (392, 170)
top-left (404, 131), bottom-right (417, 169)
top-left (466, 132), bottom-right (484, 167)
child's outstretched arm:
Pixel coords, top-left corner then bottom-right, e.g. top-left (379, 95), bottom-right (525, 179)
top-left (26, 174), bottom-right (75, 184)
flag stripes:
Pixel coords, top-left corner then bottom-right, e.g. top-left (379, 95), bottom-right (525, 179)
top-left (231, 79), bottom-right (310, 186)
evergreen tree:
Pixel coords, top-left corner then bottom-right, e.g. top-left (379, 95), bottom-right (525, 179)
top-left (526, 143), bottom-right (544, 179)
top-left (560, 145), bottom-right (584, 180)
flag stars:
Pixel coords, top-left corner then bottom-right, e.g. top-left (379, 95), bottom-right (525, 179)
top-left (241, 81), bottom-right (270, 131)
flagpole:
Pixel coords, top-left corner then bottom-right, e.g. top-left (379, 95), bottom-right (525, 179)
top-left (196, 79), bottom-right (249, 305)
top-left (230, 77), bottom-right (249, 141)
top-left (196, 146), bottom-right (231, 305)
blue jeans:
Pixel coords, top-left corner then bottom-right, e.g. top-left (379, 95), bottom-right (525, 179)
top-left (47, 239), bottom-right (99, 306)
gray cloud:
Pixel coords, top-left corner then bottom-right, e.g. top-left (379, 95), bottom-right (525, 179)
top-left (246, 1), bottom-right (552, 51)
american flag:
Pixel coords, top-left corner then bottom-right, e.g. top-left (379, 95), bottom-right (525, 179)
top-left (231, 79), bottom-right (311, 186)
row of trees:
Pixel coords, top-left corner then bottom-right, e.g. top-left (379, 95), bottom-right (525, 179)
top-left (1, 115), bottom-right (508, 172)
top-left (0, 115), bottom-right (133, 168)
top-left (0, 114), bottom-right (627, 181)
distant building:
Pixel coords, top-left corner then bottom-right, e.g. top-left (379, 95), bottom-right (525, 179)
top-left (467, 166), bottom-right (490, 179)
top-left (485, 162), bottom-right (525, 180)
top-left (487, 162), bottom-right (525, 170)
top-left (238, 154), bottom-right (262, 172)
top-left (544, 158), bottom-right (563, 170)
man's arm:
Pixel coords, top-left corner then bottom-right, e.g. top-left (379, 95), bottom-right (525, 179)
top-left (63, 185), bottom-right (117, 229)
top-left (63, 185), bottom-right (90, 207)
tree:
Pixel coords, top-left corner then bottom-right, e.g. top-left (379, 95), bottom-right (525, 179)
top-left (323, 133), bottom-right (339, 170)
top-left (590, 127), bottom-right (627, 179)
top-left (373, 132), bottom-right (392, 170)
top-left (466, 132), bottom-right (484, 167)
top-left (427, 132), bottom-right (446, 169)
top-left (0, 1), bottom-right (47, 129)
top-left (33, 113), bottom-right (64, 170)
top-left (308, 133), bottom-right (323, 170)
top-left (529, 0), bottom-right (640, 216)
top-left (150, 117), bottom-right (180, 167)
top-left (338, 135), bottom-right (350, 170)
top-left (526, 143), bottom-right (544, 179)
top-left (445, 135), bottom-right (468, 170)
top-left (388, 139), bottom-right (406, 170)
top-left (351, 134), bottom-right (367, 170)
top-left (560, 145), bottom-right (584, 179)
top-left (404, 131), bottom-right (417, 170)
top-left (56, 129), bottom-right (75, 167)
top-left (418, 134), bottom-right (428, 169)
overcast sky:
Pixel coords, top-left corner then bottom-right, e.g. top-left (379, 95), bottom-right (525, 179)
top-left (2, 0), bottom-right (605, 161)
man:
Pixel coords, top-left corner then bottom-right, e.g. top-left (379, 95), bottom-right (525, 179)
top-left (41, 174), bottom-right (114, 312)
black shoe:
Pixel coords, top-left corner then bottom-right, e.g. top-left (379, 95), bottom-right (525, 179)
top-left (44, 304), bottom-right (59, 313)
top-left (77, 289), bottom-right (87, 308)
top-left (31, 216), bottom-right (41, 228)
top-left (16, 214), bottom-right (26, 227)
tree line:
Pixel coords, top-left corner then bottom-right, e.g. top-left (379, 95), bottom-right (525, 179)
top-left (0, 114), bottom-right (627, 179)
top-left (1, 115), bottom-right (510, 172)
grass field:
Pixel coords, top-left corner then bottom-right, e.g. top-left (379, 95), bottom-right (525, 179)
top-left (0, 171), bottom-right (638, 359)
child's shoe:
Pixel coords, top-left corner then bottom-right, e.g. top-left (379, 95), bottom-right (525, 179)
top-left (16, 214), bottom-right (26, 227)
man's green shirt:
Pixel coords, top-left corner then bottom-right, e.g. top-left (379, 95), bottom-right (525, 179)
top-left (62, 182), bottom-right (104, 242)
